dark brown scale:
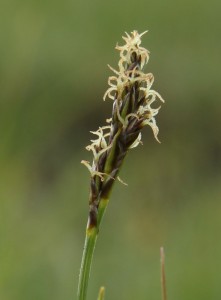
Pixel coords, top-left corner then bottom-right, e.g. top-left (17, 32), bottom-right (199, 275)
top-left (130, 51), bottom-right (137, 63)
top-left (89, 178), bottom-right (98, 205)
top-left (88, 205), bottom-right (98, 228)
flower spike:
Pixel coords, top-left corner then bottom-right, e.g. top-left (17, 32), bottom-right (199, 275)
top-left (78, 30), bottom-right (165, 300)
top-left (82, 30), bottom-right (164, 219)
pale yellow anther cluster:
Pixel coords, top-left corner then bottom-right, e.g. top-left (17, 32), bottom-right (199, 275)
top-left (103, 31), bottom-right (150, 101)
top-left (103, 30), bottom-right (164, 141)
top-left (116, 30), bottom-right (149, 71)
top-left (81, 126), bottom-right (112, 180)
top-left (86, 126), bottom-right (111, 162)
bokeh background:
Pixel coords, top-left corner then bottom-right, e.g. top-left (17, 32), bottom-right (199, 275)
top-left (1, 0), bottom-right (221, 299)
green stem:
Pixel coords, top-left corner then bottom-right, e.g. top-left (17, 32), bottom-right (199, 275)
top-left (77, 198), bottom-right (109, 300)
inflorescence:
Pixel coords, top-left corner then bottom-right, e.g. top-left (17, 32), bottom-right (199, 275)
top-left (82, 30), bottom-right (164, 227)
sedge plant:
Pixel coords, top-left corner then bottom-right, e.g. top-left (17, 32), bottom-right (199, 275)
top-left (77, 30), bottom-right (164, 300)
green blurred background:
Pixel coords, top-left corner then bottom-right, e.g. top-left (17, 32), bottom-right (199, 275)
top-left (1, 0), bottom-right (221, 299)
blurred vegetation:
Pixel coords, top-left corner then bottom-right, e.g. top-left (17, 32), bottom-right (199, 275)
top-left (1, 0), bottom-right (221, 299)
